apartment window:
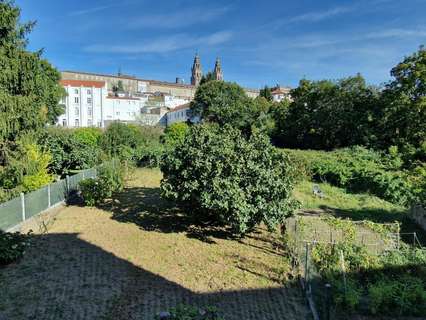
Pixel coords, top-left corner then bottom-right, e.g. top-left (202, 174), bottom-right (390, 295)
top-left (75, 107), bottom-right (79, 116)
top-left (88, 107), bottom-right (93, 116)
top-left (87, 119), bottom-right (93, 126)
top-left (116, 112), bottom-right (120, 116)
top-left (74, 89), bottom-right (79, 94)
top-left (87, 97), bottom-right (92, 104)
top-left (60, 97), bottom-right (66, 104)
top-left (74, 97), bottom-right (79, 104)
top-left (62, 119), bottom-right (67, 126)
top-left (87, 89), bottom-right (92, 95)
top-left (75, 119), bottom-right (79, 127)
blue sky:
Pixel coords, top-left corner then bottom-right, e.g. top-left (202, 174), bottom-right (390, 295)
top-left (18, 0), bottom-right (426, 88)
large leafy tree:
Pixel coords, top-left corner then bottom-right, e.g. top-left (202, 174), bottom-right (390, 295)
top-left (276, 75), bottom-right (380, 150)
top-left (0, 0), bottom-right (65, 148)
top-left (190, 80), bottom-right (262, 133)
top-left (378, 46), bottom-right (426, 155)
top-left (161, 124), bottom-right (298, 235)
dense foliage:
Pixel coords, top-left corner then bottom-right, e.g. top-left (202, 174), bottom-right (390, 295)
top-left (161, 124), bottom-right (298, 235)
top-left (274, 75), bottom-right (380, 150)
top-left (285, 147), bottom-right (423, 206)
top-left (0, 230), bottom-right (30, 265)
top-left (155, 305), bottom-right (223, 320)
top-left (161, 122), bottom-right (189, 148)
top-left (79, 160), bottom-right (125, 206)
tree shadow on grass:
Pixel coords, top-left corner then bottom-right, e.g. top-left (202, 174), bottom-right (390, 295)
top-left (318, 205), bottom-right (426, 245)
top-left (0, 233), bottom-right (310, 320)
top-left (98, 187), bottom-right (237, 244)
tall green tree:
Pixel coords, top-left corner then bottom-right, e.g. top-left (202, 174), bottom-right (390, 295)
top-left (259, 85), bottom-right (273, 101)
top-left (190, 80), bottom-right (258, 133)
top-left (378, 46), bottom-right (426, 155)
top-left (0, 0), bottom-right (65, 147)
top-left (277, 75), bottom-right (380, 150)
top-left (199, 71), bottom-right (216, 85)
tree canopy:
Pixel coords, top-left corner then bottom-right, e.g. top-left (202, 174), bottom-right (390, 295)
top-left (0, 0), bottom-right (65, 147)
top-left (160, 124), bottom-right (298, 235)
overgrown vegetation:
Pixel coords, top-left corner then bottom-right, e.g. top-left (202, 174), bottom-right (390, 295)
top-left (79, 161), bottom-right (126, 206)
top-left (155, 305), bottom-right (223, 320)
top-left (161, 124), bottom-right (298, 235)
top-left (286, 147), bottom-right (424, 206)
top-left (0, 230), bottom-right (30, 265)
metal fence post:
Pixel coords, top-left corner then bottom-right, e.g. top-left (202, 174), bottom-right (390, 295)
top-left (66, 175), bottom-right (70, 192)
top-left (47, 184), bottom-right (51, 207)
top-left (20, 193), bottom-right (26, 222)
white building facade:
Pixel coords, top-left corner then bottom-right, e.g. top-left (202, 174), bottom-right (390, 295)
top-left (57, 80), bottom-right (191, 128)
top-left (58, 80), bottom-right (108, 128)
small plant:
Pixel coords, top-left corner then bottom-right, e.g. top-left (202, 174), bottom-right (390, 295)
top-left (0, 230), bottom-right (31, 265)
top-left (156, 305), bottom-right (223, 320)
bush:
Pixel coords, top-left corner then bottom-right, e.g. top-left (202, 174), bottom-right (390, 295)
top-left (285, 147), bottom-right (415, 206)
top-left (155, 305), bottom-right (223, 320)
top-left (0, 230), bottom-right (30, 265)
top-left (368, 275), bottom-right (426, 316)
top-left (100, 122), bottom-right (145, 161)
top-left (162, 122), bottom-right (189, 148)
top-left (73, 127), bottom-right (102, 146)
top-left (41, 127), bottom-right (101, 175)
top-left (161, 124), bottom-right (299, 235)
top-left (79, 161), bottom-right (125, 206)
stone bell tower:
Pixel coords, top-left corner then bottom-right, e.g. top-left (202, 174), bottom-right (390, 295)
top-left (214, 57), bottom-right (223, 81)
top-left (191, 54), bottom-right (202, 86)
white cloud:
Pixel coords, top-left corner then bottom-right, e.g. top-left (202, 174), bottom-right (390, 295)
top-left (128, 6), bottom-right (231, 29)
top-left (288, 6), bottom-right (354, 23)
top-left (69, 4), bottom-right (117, 16)
top-left (85, 31), bottom-right (233, 54)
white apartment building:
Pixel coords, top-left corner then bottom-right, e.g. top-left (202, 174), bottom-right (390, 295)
top-left (58, 80), bottom-right (108, 127)
top-left (57, 80), bottom-right (191, 128)
top-left (271, 86), bottom-right (292, 102)
top-left (166, 103), bottom-right (200, 126)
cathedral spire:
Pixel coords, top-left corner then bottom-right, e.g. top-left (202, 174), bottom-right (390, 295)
top-left (191, 53), bottom-right (202, 86)
top-left (214, 57), bottom-right (223, 81)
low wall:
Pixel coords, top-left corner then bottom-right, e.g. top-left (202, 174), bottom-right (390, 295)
top-left (410, 205), bottom-right (426, 232)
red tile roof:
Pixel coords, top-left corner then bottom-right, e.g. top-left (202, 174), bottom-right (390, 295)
top-left (170, 103), bottom-right (191, 112)
top-left (60, 79), bottom-right (106, 88)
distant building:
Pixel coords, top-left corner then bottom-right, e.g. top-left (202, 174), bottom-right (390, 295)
top-left (166, 103), bottom-right (191, 126)
top-left (213, 57), bottom-right (223, 81)
top-left (61, 54), bottom-right (260, 100)
top-left (58, 79), bottom-right (107, 128)
top-left (191, 54), bottom-right (203, 86)
top-left (271, 86), bottom-right (292, 102)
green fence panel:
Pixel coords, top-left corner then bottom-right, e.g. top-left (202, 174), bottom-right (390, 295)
top-left (24, 186), bottom-right (49, 219)
top-left (0, 196), bottom-right (22, 231)
top-left (50, 180), bottom-right (67, 205)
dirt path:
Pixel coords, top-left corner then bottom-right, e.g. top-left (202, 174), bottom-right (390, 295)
top-left (0, 168), bottom-right (310, 320)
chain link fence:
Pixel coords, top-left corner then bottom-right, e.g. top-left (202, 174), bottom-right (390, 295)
top-left (0, 167), bottom-right (98, 231)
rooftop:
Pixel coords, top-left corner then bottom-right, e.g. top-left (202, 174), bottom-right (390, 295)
top-left (60, 79), bottom-right (106, 88)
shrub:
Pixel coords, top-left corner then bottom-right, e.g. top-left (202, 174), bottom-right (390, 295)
top-left (161, 124), bottom-right (299, 235)
top-left (73, 127), bottom-right (102, 146)
top-left (0, 230), bottom-right (30, 265)
top-left (155, 305), bottom-right (223, 320)
top-left (41, 127), bottom-right (101, 175)
top-left (368, 275), bottom-right (426, 316)
top-left (100, 122), bottom-right (144, 161)
top-left (79, 160), bottom-right (125, 206)
top-left (285, 147), bottom-right (415, 206)
top-left (162, 122), bottom-right (189, 148)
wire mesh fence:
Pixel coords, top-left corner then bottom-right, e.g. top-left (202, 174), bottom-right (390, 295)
top-left (0, 167), bottom-right (98, 231)
top-left (283, 216), bottom-right (424, 319)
